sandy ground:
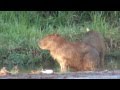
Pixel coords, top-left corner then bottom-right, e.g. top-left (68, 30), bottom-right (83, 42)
top-left (0, 70), bottom-right (120, 79)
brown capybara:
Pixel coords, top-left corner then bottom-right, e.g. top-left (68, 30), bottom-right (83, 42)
top-left (38, 34), bottom-right (100, 72)
top-left (82, 30), bottom-right (106, 68)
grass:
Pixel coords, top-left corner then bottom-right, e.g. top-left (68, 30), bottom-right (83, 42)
top-left (0, 11), bottom-right (120, 72)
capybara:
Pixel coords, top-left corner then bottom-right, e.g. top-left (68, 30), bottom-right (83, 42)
top-left (82, 30), bottom-right (106, 68)
top-left (38, 34), bottom-right (100, 72)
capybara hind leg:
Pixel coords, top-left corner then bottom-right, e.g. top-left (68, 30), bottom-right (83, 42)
top-left (99, 52), bottom-right (105, 69)
top-left (83, 53), bottom-right (99, 71)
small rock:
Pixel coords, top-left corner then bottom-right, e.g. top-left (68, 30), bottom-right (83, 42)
top-left (41, 69), bottom-right (54, 74)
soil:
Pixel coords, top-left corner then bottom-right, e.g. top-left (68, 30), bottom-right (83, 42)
top-left (0, 70), bottom-right (120, 79)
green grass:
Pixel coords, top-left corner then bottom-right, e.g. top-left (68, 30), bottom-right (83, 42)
top-left (0, 11), bottom-right (120, 72)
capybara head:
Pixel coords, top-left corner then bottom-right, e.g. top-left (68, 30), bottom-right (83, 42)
top-left (38, 34), bottom-right (66, 50)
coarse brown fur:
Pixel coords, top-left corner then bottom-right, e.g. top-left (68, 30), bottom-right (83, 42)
top-left (82, 30), bottom-right (106, 68)
top-left (38, 34), bottom-right (100, 72)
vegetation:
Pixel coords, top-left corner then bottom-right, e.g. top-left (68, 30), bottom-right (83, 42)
top-left (0, 11), bottom-right (120, 72)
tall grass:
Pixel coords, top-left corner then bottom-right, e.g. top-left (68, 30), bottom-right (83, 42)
top-left (0, 11), bottom-right (120, 71)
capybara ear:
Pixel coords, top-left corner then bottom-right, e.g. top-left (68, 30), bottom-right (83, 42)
top-left (51, 33), bottom-right (60, 37)
top-left (54, 34), bottom-right (60, 37)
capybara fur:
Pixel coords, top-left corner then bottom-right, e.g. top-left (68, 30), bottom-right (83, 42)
top-left (38, 34), bottom-right (100, 72)
top-left (82, 30), bottom-right (106, 68)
